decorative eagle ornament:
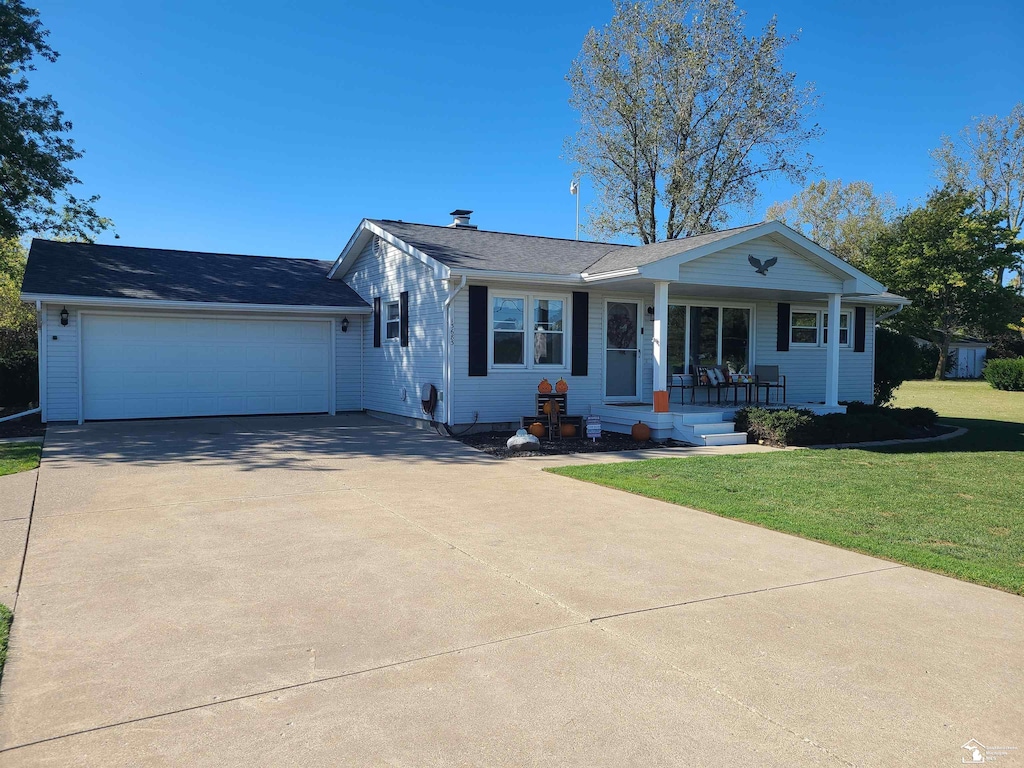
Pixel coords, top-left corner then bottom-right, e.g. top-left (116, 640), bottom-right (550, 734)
top-left (748, 255), bottom-right (778, 275)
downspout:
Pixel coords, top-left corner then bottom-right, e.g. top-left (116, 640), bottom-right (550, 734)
top-left (36, 300), bottom-right (46, 422)
top-left (875, 303), bottom-right (906, 323)
top-left (442, 275), bottom-right (467, 426)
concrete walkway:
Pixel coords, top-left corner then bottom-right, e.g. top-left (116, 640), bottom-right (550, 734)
top-left (0, 415), bottom-right (1020, 766)
top-left (0, 468), bottom-right (36, 609)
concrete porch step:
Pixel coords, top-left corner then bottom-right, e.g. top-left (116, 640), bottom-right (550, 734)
top-left (700, 432), bottom-right (749, 446)
top-left (678, 421), bottom-right (736, 436)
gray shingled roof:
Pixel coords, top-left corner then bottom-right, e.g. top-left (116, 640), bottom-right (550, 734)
top-left (584, 223), bottom-right (765, 274)
top-left (370, 219), bottom-right (627, 275)
top-left (370, 219), bottom-right (769, 276)
top-left (22, 239), bottom-right (368, 308)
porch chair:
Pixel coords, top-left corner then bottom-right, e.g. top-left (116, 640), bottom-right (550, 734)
top-left (754, 365), bottom-right (787, 404)
top-left (667, 366), bottom-right (695, 404)
top-left (695, 359), bottom-right (729, 404)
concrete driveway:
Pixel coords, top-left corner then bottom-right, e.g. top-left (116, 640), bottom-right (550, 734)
top-left (0, 415), bottom-right (1021, 766)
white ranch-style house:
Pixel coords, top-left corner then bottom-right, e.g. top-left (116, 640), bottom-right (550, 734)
top-left (21, 211), bottom-right (907, 446)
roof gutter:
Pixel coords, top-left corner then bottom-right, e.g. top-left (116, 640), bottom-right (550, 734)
top-left (20, 293), bottom-right (372, 315)
top-left (581, 267), bottom-right (641, 282)
top-left (449, 269), bottom-right (583, 285)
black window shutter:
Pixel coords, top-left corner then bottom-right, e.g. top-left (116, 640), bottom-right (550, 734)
top-left (854, 306), bottom-right (866, 353)
top-left (373, 297), bottom-right (381, 348)
top-left (571, 291), bottom-right (589, 377)
top-left (776, 303), bottom-right (790, 352)
top-left (468, 285), bottom-right (487, 377)
top-left (399, 291), bottom-right (410, 347)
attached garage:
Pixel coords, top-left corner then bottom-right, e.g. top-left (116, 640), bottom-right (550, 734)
top-left (81, 314), bottom-right (332, 420)
top-left (21, 240), bottom-right (370, 423)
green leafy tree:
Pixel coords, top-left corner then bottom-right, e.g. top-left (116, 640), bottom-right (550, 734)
top-left (931, 103), bottom-right (1024, 285)
top-left (1, 0), bottom-right (111, 241)
top-left (566, 0), bottom-right (820, 243)
top-left (0, 237), bottom-right (33, 355)
top-left (865, 189), bottom-right (1021, 380)
top-left (766, 179), bottom-right (895, 268)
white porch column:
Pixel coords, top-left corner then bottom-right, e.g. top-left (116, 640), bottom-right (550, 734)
top-left (825, 292), bottom-right (841, 407)
top-left (652, 280), bottom-right (670, 412)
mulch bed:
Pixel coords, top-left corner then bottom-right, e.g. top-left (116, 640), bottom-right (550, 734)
top-left (0, 409), bottom-right (45, 439)
top-left (457, 430), bottom-right (687, 459)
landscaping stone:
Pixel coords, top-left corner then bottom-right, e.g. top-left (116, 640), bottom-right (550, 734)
top-left (505, 429), bottom-right (541, 452)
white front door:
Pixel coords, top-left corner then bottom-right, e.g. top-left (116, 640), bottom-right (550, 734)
top-left (81, 313), bottom-right (332, 420)
top-left (605, 300), bottom-right (641, 401)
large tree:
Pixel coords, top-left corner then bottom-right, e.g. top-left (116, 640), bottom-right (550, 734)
top-left (0, 236), bottom-right (32, 356)
top-left (1, 0), bottom-right (110, 241)
top-left (931, 103), bottom-right (1024, 285)
top-left (565, 0), bottom-right (820, 244)
top-left (865, 189), bottom-right (1021, 379)
top-left (766, 179), bottom-right (895, 268)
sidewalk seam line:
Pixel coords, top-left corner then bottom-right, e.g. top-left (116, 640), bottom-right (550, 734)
top-left (590, 564), bottom-right (906, 622)
top-left (0, 620), bottom-right (590, 754)
top-left (12, 465), bottom-right (42, 613)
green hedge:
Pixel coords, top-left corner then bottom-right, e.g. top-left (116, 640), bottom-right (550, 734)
top-left (736, 404), bottom-right (939, 447)
top-left (983, 357), bottom-right (1024, 391)
top-left (734, 407), bottom-right (814, 445)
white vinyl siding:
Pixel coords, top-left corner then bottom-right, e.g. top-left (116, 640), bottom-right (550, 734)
top-left (42, 303), bottom-right (80, 422)
top-left (677, 236), bottom-right (846, 294)
top-left (335, 315), bottom-right (362, 411)
top-left (756, 301), bottom-right (874, 404)
top-left (342, 238), bottom-right (445, 420)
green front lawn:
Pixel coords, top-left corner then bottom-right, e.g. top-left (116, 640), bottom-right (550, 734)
top-left (0, 442), bottom-right (41, 477)
top-left (549, 381), bottom-right (1024, 594)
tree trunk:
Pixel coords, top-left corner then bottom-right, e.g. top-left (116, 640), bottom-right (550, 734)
top-left (934, 337), bottom-right (950, 381)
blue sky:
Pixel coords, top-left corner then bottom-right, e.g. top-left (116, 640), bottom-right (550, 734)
top-left (28, 0), bottom-right (1024, 259)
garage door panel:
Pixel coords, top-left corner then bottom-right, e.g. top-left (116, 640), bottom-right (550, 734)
top-left (83, 314), bottom-right (332, 420)
top-left (301, 370), bottom-right (328, 389)
top-left (275, 346), bottom-right (302, 366)
top-left (246, 346), bottom-right (276, 367)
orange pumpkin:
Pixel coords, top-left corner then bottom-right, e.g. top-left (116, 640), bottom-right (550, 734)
top-left (537, 378), bottom-right (552, 394)
top-left (561, 423), bottom-right (577, 438)
top-left (555, 377), bottom-right (569, 394)
top-left (543, 398), bottom-right (560, 416)
top-left (631, 421), bottom-right (651, 441)
top-left (528, 422), bottom-right (546, 438)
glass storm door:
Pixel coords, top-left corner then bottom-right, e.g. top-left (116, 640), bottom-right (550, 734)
top-left (605, 301), bottom-right (640, 399)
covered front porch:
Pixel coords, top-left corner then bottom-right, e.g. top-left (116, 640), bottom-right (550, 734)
top-left (580, 221), bottom-right (898, 420)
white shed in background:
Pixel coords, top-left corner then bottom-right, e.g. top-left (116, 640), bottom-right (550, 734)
top-left (950, 340), bottom-right (989, 379)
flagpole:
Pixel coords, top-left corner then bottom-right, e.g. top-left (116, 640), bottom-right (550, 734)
top-left (575, 191), bottom-right (579, 241)
top-left (570, 178), bottom-right (580, 240)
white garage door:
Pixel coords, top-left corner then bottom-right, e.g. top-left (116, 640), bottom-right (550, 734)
top-left (82, 314), bottom-right (331, 420)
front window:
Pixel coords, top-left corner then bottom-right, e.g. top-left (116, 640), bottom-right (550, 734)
top-left (491, 294), bottom-right (568, 368)
top-left (667, 305), bottom-right (687, 372)
top-left (669, 304), bottom-right (752, 373)
top-left (791, 311), bottom-right (819, 345)
top-left (492, 296), bottom-right (525, 365)
top-left (533, 298), bottom-right (564, 365)
top-left (823, 311), bottom-right (851, 347)
top-left (385, 301), bottom-right (401, 340)
top-left (721, 307), bottom-right (750, 373)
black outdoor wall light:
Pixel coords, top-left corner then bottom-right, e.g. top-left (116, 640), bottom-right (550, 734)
top-left (341, 317), bottom-right (349, 333)
top-left (60, 306), bottom-right (69, 326)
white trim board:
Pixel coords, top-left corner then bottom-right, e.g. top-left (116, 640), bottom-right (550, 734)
top-left (22, 293), bottom-right (370, 315)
